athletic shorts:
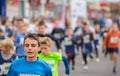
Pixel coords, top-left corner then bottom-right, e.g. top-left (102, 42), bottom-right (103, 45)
top-left (107, 48), bottom-right (119, 54)
top-left (66, 52), bottom-right (75, 59)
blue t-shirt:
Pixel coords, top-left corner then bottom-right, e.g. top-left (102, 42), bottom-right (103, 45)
top-left (14, 33), bottom-right (27, 57)
top-left (7, 57), bottom-right (52, 76)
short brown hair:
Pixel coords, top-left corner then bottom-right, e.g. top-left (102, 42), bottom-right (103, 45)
top-left (17, 18), bottom-right (23, 22)
top-left (38, 20), bottom-right (46, 27)
top-left (24, 33), bottom-right (40, 46)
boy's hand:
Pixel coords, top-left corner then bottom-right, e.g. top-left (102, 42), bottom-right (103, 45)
top-left (64, 74), bottom-right (69, 76)
top-left (77, 40), bottom-right (81, 44)
top-left (58, 49), bottom-right (62, 55)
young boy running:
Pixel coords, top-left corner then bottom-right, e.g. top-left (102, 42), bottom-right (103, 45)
top-left (60, 27), bottom-right (77, 70)
top-left (37, 20), bottom-right (70, 75)
top-left (0, 38), bottom-right (16, 76)
top-left (38, 37), bottom-right (68, 76)
top-left (80, 25), bottom-right (94, 70)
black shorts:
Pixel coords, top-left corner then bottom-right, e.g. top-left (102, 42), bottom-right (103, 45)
top-left (107, 48), bottom-right (119, 54)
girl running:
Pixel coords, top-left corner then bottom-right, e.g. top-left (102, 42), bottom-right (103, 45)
top-left (104, 23), bottom-right (120, 73)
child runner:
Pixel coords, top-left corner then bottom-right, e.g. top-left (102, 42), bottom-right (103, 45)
top-left (37, 20), bottom-right (70, 75)
top-left (101, 25), bottom-right (110, 57)
top-left (61, 27), bottom-right (77, 70)
top-left (104, 23), bottom-right (120, 74)
top-left (0, 38), bottom-right (16, 76)
top-left (38, 37), bottom-right (68, 76)
top-left (93, 24), bottom-right (101, 62)
top-left (14, 25), bottom-right (28, 58)
top-left (80, 24), bottom-right (94, 70)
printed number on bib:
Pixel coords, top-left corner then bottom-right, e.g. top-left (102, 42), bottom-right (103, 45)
top-left (20, 74), bottom-right (40, 76)
top-left (110, 37), bottom-right (118, 43)
top-left (95, 34), bottom-right (100, 40)
top-left (46, 60), bottom-right (55, 71)
top-left (20, 38), bottom-right (24, 45)
top-left (65, 38), bottom-right (72, 45)
top-left (84, 36), bottom-right (90, 43)
top-left (3, 63), bottom-right (10, 74)
top-left (54, 33), bottom-right (61, 39)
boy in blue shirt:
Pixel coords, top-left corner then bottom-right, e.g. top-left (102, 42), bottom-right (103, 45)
top-left (7, 33), bottom-right (52, 76)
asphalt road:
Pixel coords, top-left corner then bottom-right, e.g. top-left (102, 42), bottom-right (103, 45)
top-left (50, 43), bottom-right (120, 76)
top-left (58, 50), bottom-right (120, 76)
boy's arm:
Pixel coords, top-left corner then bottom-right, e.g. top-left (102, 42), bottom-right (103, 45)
top-left (48, 34), bottom-right (62, 54)
top-left (103, 32), bottom-right (110, 48)
top-left (46, 64), bottom-right (53, 76)
top-left (62, 55), bottom-right (70, 76)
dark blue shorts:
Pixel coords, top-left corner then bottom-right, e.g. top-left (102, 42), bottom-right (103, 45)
top-left (107, 48), bottom-right (119, 54)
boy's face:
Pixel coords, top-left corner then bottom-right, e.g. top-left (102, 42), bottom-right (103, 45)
top-left (95, 25), bottom-right (100, 31)
top-left (24, 38), bottom-right (40, 58)
top-left (1, 45), bottom-right (9, 53)
top-left (0, 31), bottom-right (4, 36)
top-left (0, 20), bottom-right (1, 25)
top-left (112, 24), bottom-right (118, 31)
top-left (18, 21), bottom-right (24, 28)
top-left (40, 44), bottom-right (51, 56)
top-left (84, 26), bottom-right (90, 33)
top-left (38, 25), bottom-right (46, 35)
top-left (76, 21), bottom-right (81, 27)
top-left (66, 29), bottom-right (73, 36)
top-left (21, 26), bottom-right (27, 33)
top-left (6, 21), bottom-right (11, 27)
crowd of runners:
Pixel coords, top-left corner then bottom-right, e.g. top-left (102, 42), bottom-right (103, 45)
top-left (0, 16), bottom-right (120, 76)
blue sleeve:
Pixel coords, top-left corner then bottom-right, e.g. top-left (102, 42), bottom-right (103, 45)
top-left (62, 55), bottom-right (70, 75)
top-left (60, 35), bottom-right (65, 42)
top-left (72, 35), bottom-right (77, 44)
top-left (8, 29), bottom-right (13, 37)
top-left (14, 35), bottom-right (20, 47)
top-left (7, 64), bottom-right (15, 76)
top-left (46, 64), bottom-right (53, 76)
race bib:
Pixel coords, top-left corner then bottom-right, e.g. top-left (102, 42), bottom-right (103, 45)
top-left (110, 37), bottom-right (118, 43)
top-left (84, 35), bottom-right (90, 43)
top-left (54, 33), bottom-right (61, 39)
top-left (46, 60), bottom-right (55, 71)
top-left (3, 63), bottom-right (11, 74)
top-left (95, 34), bottom-right (100, 40)
top-left (65, 38), bottom-right (72, 45)
top-left (20, 74), bottom-right (40, 76)
top-left (20, 38), bottom-right (24, 45)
